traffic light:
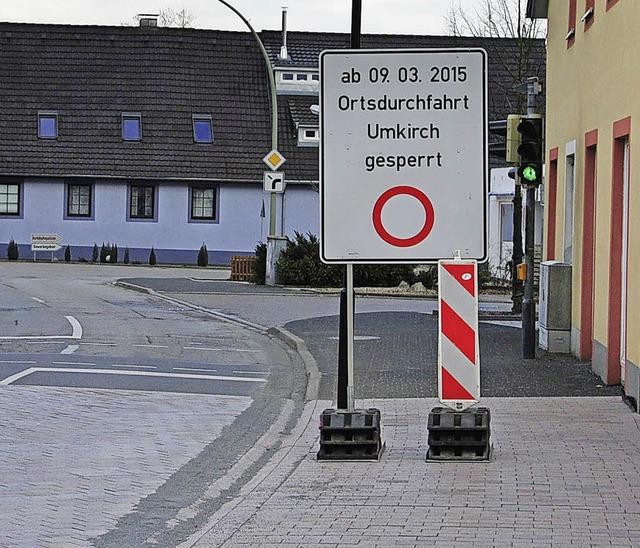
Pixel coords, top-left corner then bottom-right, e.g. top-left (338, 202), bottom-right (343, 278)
top-left (516, 115), bottom-right (544, 185)
top-left (505, 114), bottom-right (522, 164)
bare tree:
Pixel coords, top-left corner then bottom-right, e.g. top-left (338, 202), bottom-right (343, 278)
top-left (446, 0), bottom-right (546, 113)
top-left (158, 8), bottom-right (196, 28)
top-left (126, 8), bottom-right (196, 28)
top-left (446, 0), bottom-right (545, 39)
top-left (446, 0), bottom-right (546, 313)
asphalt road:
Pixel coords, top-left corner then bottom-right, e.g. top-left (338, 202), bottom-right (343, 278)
top-left (126, 276), bottom-right (620, 400)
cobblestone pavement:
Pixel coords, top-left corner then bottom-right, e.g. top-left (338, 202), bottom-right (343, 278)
top-left (0, 387), bottom-right (250, 547)
top-left (3, 274), bottom-right (640, 547)
top-left (182, 397), bottom-right (640, 548)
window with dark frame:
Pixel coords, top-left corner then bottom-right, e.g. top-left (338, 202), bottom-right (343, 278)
top-left (38, 112), bottom-right (58, 139)
top-left (67, 184), bottom-right (92, 217)
top-left (191, 187), bottom-right (217, 221)
top-left (193, 115), bottom-right (214, 143)
top-left (122, 113), bottom-right (142, 141)
top-left (0, 183), bottom-right (20, 215)
top-left (129, 185), bottom-right (155, 219)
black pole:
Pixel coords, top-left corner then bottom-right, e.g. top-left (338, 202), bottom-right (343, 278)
top-left (522, 185), bottom-right (536, 358)
top-left (351, 0), bottom-right (362, 48)
top-left (336, 0), bottom-right (362, 409)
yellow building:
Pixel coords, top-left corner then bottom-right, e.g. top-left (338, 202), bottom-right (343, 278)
top-left (527, 0), bottom-right (640, 409)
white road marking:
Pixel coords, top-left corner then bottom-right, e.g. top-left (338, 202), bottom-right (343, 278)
top-left (0, 360), bottom-right (37, 364)
top-left (232, 370), bottom-right (268, 375)
top-left (111, 364), bottom-right (157, 369)
top-left (52, 361), bottom-right (96, 366)
top-left (132, 344), bottom-right (169, 349)
top-left (66, 316), bottom-right (82, 339)
top-left (173, 367), bottom-right (218, 373)
top-left (0, 368), bottom-right (38, 385)
top-left (0, 368), bottom-right (268, 386)
top-left (183, 347), bottom-right (260, 353)
top-left (80, 342), bottom-right (118, 347)
top-left (329, 335), bottom-right (381, 341)
top-left (60, 345), bottom-right (80, 355)
top-left (0, 315), bottom-right (83, 340)
top-left (31, 297), bottom-right (46, 304)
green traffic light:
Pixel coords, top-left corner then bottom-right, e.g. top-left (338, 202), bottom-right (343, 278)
top-left (522, 166), bottom-right (536, 181)
top-left (521, 165), bottom-right (539, 182)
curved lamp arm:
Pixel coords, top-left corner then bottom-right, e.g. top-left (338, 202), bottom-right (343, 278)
top-left (216, 0), bottom-right (278, 150)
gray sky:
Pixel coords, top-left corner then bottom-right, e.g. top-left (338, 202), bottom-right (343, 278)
top-left (0, 0), bottom-right (478, 35)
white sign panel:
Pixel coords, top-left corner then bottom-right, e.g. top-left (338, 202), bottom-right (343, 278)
top-left (31, 233), bottom-right (63, 244)
top-left (320, 49), bottom-right (488, 263)
top-left (263, 171), bottom-right (285, 193)
top-left (31, 243), bottom-right (62, 252)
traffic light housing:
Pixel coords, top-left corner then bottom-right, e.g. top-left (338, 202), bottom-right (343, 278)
top-left (505, 115), bottom-right (522, 164)
top-left (516, 115), bottom-right (544, 185)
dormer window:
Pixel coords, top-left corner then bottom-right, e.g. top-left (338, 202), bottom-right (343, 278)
top-left (122, 113), bottom-right (142, 141)
top-left (38, 112), bottom-right (58, 139)
top-left (297, 126), bottom-right (319, 146)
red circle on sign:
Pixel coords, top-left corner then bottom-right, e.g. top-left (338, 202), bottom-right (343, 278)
top-left (372, 186), bottom-right (435, 247)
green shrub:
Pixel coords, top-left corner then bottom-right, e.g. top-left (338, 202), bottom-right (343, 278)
top-left (100, 242), bottom-right (108, 263)
top-left (275, 232), bottom-right (422, 288)
top-left (124, 247), bottom-right (130, 264)
top-left (276, 232), bottom-right (342, 287)
top-left (7, 239), bottom-right (19, 261)
top-left (251, 242), bottom-right (267, 284)
top-left (64, 245), bottom-right (71, 263)
top-left (197, 243), bottom-right (208, 267)
top-left (149, 247), bottom-right (157, 266)
top-left (414, 265), bottom-right (438, 289)
top-left (110, 244), bottom-right (118, 263)
top-left (92, 243), bottom-right (99, 263)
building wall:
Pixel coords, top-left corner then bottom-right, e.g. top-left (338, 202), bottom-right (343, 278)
top-left (544, 0), bottom-right (640, 396)
top-left (1, 179), bottom-right (319, 265)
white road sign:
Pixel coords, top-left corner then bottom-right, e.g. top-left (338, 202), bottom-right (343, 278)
top-left (31, 233), bottom-right (63, 244)
top-left (31, 243), bottom-right (62, 252)
top-left (263, 171), bottom-right (285, 193)
top-left (320, 48), bottom-right (488, 263)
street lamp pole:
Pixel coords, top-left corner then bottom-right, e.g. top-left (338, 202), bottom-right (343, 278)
top-left (216, 0), bottom-right (282, 284)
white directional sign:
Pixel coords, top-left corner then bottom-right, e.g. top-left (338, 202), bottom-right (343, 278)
top-left (320, 48), bottom-right (488, 263)
top-left (31, 233), bottom-right (63, 244)
top-left (263, 171), bottom-right (286, 193)
top-left (31, 243), bottom-right (62, 252)
top-left (31, 233), bottom-right (63, 252)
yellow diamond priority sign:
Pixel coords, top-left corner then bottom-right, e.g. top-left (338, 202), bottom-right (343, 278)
top-left (263, 149), bottom-right (286, 171)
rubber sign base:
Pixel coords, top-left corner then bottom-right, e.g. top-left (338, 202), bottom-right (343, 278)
top-left (426, 406), bottom-right (491, 462)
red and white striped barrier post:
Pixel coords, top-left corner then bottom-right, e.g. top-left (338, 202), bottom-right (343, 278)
top-left (437, 259), bottom-right (480, 411)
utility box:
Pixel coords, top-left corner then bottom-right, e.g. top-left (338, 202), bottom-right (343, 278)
top-left (538, 261), bottom-right (572, 353)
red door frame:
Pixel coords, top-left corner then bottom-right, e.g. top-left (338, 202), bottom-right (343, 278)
top-left (606, 117), bottom-right (631, 384)
top-left (580, 130), bottom-right (598, 359)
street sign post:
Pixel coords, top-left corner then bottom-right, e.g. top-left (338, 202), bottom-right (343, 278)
top-left (31, 233), bottom-right (63, 258)
top-left (320, 48), bottom-right (488, 263)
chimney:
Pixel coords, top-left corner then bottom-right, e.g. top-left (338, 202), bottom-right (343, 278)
top-left (138, 14), bottom-right (159, 27)
top-left (278, 7), bottom-right (290, 61)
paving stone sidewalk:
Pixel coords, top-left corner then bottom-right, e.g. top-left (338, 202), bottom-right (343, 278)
top-left (183, 396), bottom-right (640, 548)
top-left (0, 387), bottom-right (251, 547)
